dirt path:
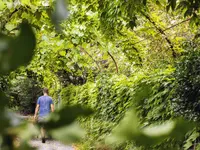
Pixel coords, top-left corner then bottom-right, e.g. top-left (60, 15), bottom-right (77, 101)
top-left (30, 139), bottom-right (74, 150)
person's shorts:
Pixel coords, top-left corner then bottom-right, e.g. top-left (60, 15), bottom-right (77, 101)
top-left (38, 116), bottom-right (48, 126)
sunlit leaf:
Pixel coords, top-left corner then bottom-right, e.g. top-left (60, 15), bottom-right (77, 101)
top-left (21, 0), bottom-right (31, 6)
top-left (59, 50), bottom-right (66, 56)
top-left (0, 1), bottom-right (6, 10)
top-left (66, 42), bottom-right (74, 49)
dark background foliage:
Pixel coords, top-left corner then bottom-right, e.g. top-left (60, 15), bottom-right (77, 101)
top-left (173, 42), bottom-right (200, 121)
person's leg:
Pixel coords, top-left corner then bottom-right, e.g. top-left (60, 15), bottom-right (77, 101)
top-left (38, 116), bottom-right (46, 143)
top-left (41, 126), bottom-right (46, 143)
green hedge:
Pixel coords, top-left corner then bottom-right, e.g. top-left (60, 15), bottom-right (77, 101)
top-left (60, 47), bottom-right (200, 149)
top-left (60, 67), bottom-right (184, 149)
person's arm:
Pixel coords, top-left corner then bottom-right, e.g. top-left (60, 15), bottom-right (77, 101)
top-left (34, 104), bottom-right (40, 120)
top-left (51, 104), bottom-right (54, 112)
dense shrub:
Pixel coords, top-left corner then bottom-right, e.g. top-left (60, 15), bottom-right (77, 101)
top-left (173, 49), bottom-right (200, 121)
top-left (60, 68), bottom-right (180, 149)
top-left (59, 46), bottom-right (200, 149)
top-left (7, 74), bottom-right (42, 114)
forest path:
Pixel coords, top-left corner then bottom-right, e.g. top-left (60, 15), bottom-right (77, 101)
top-left (18, 115), bottom-right (76, 150)
top-left (30, 139), bottom-right (75, 150)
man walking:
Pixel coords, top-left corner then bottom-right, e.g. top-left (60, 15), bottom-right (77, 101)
top-left (34, 88), bottom-right (54, 143)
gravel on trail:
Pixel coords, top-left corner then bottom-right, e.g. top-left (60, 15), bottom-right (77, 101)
top-left (30, 139), bottom-right (75, 150)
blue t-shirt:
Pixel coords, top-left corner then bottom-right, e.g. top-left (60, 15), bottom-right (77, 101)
top-left (37, 96), bottom-right (53, 117)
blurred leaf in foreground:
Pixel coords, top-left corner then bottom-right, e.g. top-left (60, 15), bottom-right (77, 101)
top-left (45, 105), bottom-right (93, 129)
top-left (106, 109), bottom-right (195, 147)
top-left (7, 122), bottom-right (39, 141)
top-left (50, 122), bottom-right (85, 144)
top-left (1, 112), bottom-right (39, 150)
top-left (42, 105), bottom-right (92, 143)
top-left (0, 22), bottom-right (36, 74)
top-left (51, 0), bottom-right (69, 31)
top-left (0, 92), bottom-right (10, 133)
top-left (0, 91), bottom-right (8, 109)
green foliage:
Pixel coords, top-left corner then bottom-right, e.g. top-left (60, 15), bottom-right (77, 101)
top-left (106, 109), bottom-right (195, 147)
top-left (184, 128), bottom-right (200, 150)
top-left (7, 70), bottom-right (42, 114)
top-left (60, 74), bottom-right (136, 148)
top-left (136, 67), bottom-right (176, 124)
top-left (0, 22), bottom-right (36, 74)
top-left (42, 105), bottom-right (93, 144)
top-left (0, 22), bottom-right (37, 149)
top-left (45, 105), bottom-right (93, 129)
top-left (60, 67), bottom-right (195, 149)
top-left (0, 1), bottom-right (93, 149)
top-left (173, 47), bottom-right (200, 121)
top-left (1, 0), bottom-right (200, 149)
top-left (99, 0), bottom-right (146, 36)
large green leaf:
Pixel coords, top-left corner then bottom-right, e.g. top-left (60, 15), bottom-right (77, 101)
top-left (0, 91), bottom-right (8, 109)
top-left (50, 122), bottom-right (86, 144)
top-left (0, 22), bottom-right (36, 74)
top-left (106, 109), bottom-right (195, 147)
top-left (7, 122), bottom-right (39, 141)
top-left (44, 105), bottom-right (93, 129)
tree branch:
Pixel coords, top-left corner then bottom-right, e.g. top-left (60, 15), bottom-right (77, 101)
top-left (132, 46), bottom-right (143, 65)
top-left (107, 51), bottom-right (119, 73)
top-left (163, 18), bottom-right (191, 32)
top-left (141, 12), bottom-right (177, 58)
top-left (80, 47), bottom-right (101, 71)
top-left (132, 17), bottom-right (191, 46)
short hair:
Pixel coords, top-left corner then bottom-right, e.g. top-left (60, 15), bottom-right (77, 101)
top-left (43, 88), bottom-right (49, 94)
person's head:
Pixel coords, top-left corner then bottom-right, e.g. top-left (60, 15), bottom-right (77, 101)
top-left (43, 88), bottom-right (49, 95)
